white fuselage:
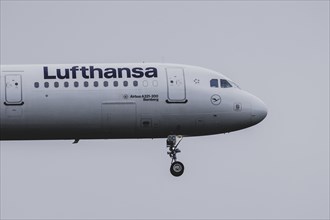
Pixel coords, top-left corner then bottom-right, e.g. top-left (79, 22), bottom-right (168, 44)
top-left (0, 63), bottom-right (267, 140)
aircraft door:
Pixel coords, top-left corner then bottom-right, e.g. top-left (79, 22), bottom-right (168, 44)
top-left (101, 103), bottom-right (137, 136)
top-left (166, 68), bottom-right (187, 103)
top-left (4, 74), bottom-right (23, 105)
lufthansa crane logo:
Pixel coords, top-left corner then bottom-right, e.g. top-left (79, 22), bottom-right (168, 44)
top-left (211, 94), bottom-right (221, 105)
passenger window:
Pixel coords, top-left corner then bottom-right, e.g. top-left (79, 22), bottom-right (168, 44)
top-left (84, 81), bottom-right (89, 87)
top-left (54, 82), bottom-right (59, 88)
top-left (210, 79), bottom-right (219, 88)
top-left (44, 82), bottom-right (49, 88)
top-left (123, 81), bottom-right (128, 87)
top-left (104, 81), bottom-right (109, 87)
top-left (114, 81), bottom-right (118, 87)
top-left (133, 81), bottom-right (138, 87)
top-left (34, 82), bottom-right (39, 88)
top-left (143, 80), bottom-right (148, 87)
top-left (94, 81), bottom-right (98, 87)
top-left (220, 79), bottom-right (232, 88)
top-left (64, 82), bottom-right (69, 88)
top-left (74, 81), bottom-right (79, 88)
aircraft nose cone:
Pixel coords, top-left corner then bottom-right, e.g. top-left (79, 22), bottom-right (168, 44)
top-left (251, 96), bottom-right (268, 125)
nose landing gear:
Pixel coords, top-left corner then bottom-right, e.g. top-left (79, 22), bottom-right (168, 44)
top-left (167, 135), bottom-right (184, 177)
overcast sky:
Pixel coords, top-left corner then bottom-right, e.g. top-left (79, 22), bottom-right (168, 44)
top-left (1, 1), bottom-right (329, 219)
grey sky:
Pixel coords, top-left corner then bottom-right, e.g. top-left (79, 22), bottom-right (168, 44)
top-left (1, 1), bottom-right (329, 219)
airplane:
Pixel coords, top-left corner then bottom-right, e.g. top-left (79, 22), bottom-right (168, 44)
top-left (0, 63), bottom-right (267, 177)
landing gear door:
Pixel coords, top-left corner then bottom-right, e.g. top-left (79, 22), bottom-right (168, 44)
top-left (5, 75), bottom-right (23, 105)
top-left (166, 68), bottom-right (187, 103)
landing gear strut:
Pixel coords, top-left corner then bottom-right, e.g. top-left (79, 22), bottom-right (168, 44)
top-left (167, 135), bottom-right (184, 177)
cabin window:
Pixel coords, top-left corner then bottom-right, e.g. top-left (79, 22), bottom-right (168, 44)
top-left (143, 80), bottom-right (148, 87)
top-left (123, 81), bottom-right (128, 87)
top-left (114, 81), bottom-right (118, 87)
top-left (34, 82), bottom-right (39, 88)
top-left (133, 81), bottom-right (138, 87)
top-left (220, 79), bottom-right (232, 88)
top-left (94, 81), bottom-right (99, 87)
top-left (44, 82), bottom-right (49, 88)
top-left (104, 81), bottom-right (109, 87)
top-left (84, 81), bottom-right (89, 87)
top-left (74, 81), bottom-right (79, 88)
top-left (64, 82), bottom-right (69, 88)
top-left (210, 79), bottom-right (219, 88)
top-left (54, 82), bottom-right (59, 88)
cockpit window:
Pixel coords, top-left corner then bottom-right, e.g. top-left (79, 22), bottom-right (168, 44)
top-left (210, 79), bottom-right (219, 88)
top-left (229, 81), bottom-right (240, 89)
top-left (220, 79), bottom-right (232, 88)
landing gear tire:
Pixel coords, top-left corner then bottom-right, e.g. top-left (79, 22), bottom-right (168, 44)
top-left (170, 161), bottom-right (184, 177)
top-left (167, 135), bottom-right (184, 177)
